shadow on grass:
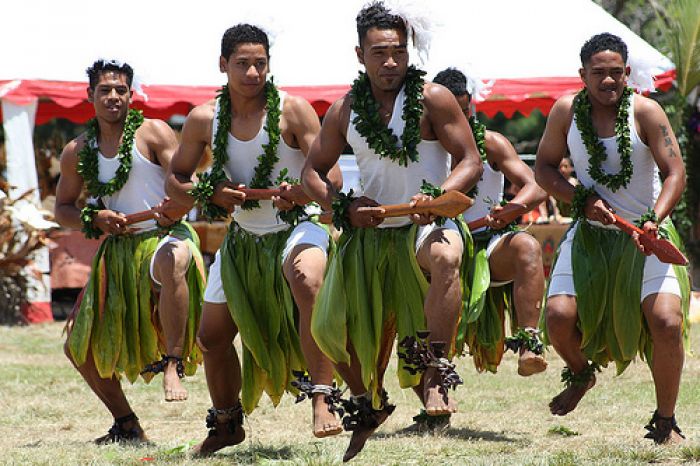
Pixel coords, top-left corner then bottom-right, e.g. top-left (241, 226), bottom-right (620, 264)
top-left (190, 444), bottom-right (297, 463)
top-left (379, 426), bottom-right (524, 443)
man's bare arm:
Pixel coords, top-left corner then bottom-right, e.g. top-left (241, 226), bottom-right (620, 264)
top-left (147, 119), bottom-right (180, 175)
top-left (166, 104), bottom-right (213, 208)
top-left (487, 131), bottom-right (546, 210)
top-left (282, 96), bottom-right (341, 206)
top-left (54, 139), bottom-right (85, 229)
top-left (424, 83), bottom-right (482, 192)
top-left (301, 98), bottom-right (349, 211)
top-left (55, 137), bottom-right (129, 234)
top-left (535, 97), bottom-right (576, 203)
top-left (636, 96), bottom-right (686, 221)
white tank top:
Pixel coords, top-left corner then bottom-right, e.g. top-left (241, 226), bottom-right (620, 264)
top-left (347, 86), bottom-right (451, 228)
top-left (212, 91), bottom-right (305, 235)
top-left (567, 94), bottom-right (661, 224)
top-left (97, 142), bottom-right (166, 231)
top-left (462, 161), bottom-right (503, 232)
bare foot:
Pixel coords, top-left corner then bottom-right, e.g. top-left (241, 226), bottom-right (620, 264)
top-left (163, 360), bottom-right (188, 402)
top-left (191, 421), bottom-right (245, 457)
top-left (312, 393), bottom-right (342, 438)
top-left (549, 376), bottom-right (596, 416)
top-left (423, 368), bottom-right (455, 416)
top-left (94, 419), bottom-right (149, 445)
top-left (343, 404), bottom-right (394, 463)
top-left (517, 349), bottom-right (548, 377)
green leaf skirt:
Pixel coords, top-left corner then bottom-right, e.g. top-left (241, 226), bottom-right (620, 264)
top-left (541, 219), bottom-right (690, 374)
top-left (67, 222), bottom-right (205, 383)
top-left (455, 228), bottom-right (516, 373)
top-left (311, 223), bottom-right (473, 408)
top-left (219, 224), bottom-right (313, 414)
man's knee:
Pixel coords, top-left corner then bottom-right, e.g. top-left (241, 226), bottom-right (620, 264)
top-left (511, 234), bottom-right (543, 270)
top-left (545, 296), bottom-right (578, 332)
top-left (645, 298), bottom-right (683, 341)
top-left (154, 242), bottom-right (190, 282)
top-left (197, 316), bottom-right (235, 353)
top-left (283, 247), bottom-right (325, 294)
top-left (427, 242), bottom-right (462, 277)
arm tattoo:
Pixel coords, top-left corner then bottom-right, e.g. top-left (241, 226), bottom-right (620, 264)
top-left (669, 148), bottom-right (677, 158)
top-left (660, 124), bottom-right (669, 137)
top-left (664, 137), bottom-right (673, 147)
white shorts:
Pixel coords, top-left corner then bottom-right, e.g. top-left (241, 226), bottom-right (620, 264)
top-left (547, 225), bottom-right (681, 301)
top-left (149, 235), bottom-right (192, 287)
top-left (414, 219), bottom-right (461, 253)
top-left (480, 230), bottom-right (518, 287)
top-left (203, 221), bottom-right (329, 304)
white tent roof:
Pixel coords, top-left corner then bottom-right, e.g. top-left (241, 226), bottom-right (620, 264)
top-left (4, 0), bottom-right (672, 84)
top-left (1, 0), bottom-right (674, 119)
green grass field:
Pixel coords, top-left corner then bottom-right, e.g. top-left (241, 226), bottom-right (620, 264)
top-left (2, 322), bottom-right (700, 465)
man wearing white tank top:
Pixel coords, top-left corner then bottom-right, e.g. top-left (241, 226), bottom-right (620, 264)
top-left (433, 69), bottom-right (548, 375)
top-left (55, 60), bottom-right (206, 443)
top-left (302, 3), bottom-right (482, 461)
top-left (535, 33), bottom-right (690, 444)
top-left (166, 24), bottom-right (343, 455)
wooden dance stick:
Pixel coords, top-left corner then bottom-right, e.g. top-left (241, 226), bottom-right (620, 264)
top-left (612, 214), bottom-right (688, 266)
top-left (124, 199), bottom-right (192, 225)
top-left (466, 202), bottom-right (528, 231)
top-left (360, 190), bottom-right (474, 219)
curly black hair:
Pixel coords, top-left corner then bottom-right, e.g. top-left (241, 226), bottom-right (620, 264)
top-left (580, 33), bottom-right (628, 66)
top-left (356, 1), bottom-right (406, 46)
top-left (86, 59), bottom-right (134, 90)
top-left (221, 24), bottom-right (270, 60)
top-left (433, 68), bottom-right (469, 98)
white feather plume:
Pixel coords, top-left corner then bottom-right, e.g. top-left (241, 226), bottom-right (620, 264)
top-left (459, 64), bottom-right (494, 103)
top-left (384, 0), bottom-right (435, 64)
top-left (627, 53), bottom-right (661, 93)
top-left (228, 9), bottom-right (282, 49)
top-left (95, 57), bottom-right (149, 101)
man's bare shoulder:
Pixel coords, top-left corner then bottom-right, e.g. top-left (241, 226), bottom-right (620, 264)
top-left (324, 94), bottom-right (352, 128)
top-left (421, 82), bottom-right (456, 110)
top-left (485, 130), bottom-right (518, 164)
top-left (551, 94), bottom-right (576, 114)
top-left (281, 94), bottom-right (318, 124)
top-left (188, 99), bottom-right (217, 123)
top-left (484, 130), bottom-right (513, 153)
top-left (140, 118), bottom-right (176, 142)
top-left (633, 93), bottom-right (666, 123)
top-left (60, 134), bottom-right (86, 161)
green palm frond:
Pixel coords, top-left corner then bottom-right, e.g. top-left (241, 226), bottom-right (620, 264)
top-left (655, 0), bottom-right (700, 97)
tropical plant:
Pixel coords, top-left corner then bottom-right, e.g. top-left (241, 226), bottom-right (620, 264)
top-left (0, 182), bottom-right (58, 324)
top-left (652, 0), bottom-right (700, 262)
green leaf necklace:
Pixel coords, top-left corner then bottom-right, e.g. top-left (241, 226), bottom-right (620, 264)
top-left (77, 108), bottom-right (144, 197)
top-left (204, 80), bottom-right (282, 211)
top-left (573, 87), bottom-right (633, 192)
top-left (350, 65), bottom-right (425, 167)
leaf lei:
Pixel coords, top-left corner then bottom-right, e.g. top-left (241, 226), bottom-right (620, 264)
top-left (571, 184), bottom-right (596, 221)
top-left (190, 81), bottom-right (282, 220)
top-left (573, 87), bottom-right (633, 192)
top-left (419, 179), bottom-right (446, 226)
top-left (80, 202), bottom-right (103, 239)
top-left (332, 190), bottom-right (356, 232)
top-left (77, 109), bottom-right (144, 198)
top-left (350, 66), bottom-right (425, 167)
top-left (466, 116), bottom-right (487, 198)
top-left (561, 362), bottom-right (600, 388)
top-left (274, 168), bottom-right (307, 226)
top-left (504, 328), bottom-right (544, 355)
top-left (469, 116), bottom-right (487, 162)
